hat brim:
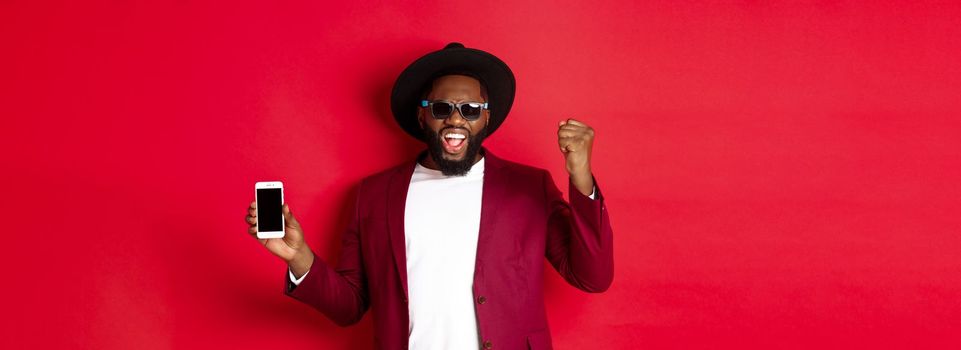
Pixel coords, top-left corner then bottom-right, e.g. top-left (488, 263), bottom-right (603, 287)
top-left (391, 44), bottom-right (515, 141)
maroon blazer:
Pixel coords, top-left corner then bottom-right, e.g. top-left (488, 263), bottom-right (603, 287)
top-left (285, 149), bottom-right (614, 349)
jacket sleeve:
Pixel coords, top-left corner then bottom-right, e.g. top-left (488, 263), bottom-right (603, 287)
top-left (543, 170), bottom-right (614, 293)
top-left (283, 184), bottom-right (370, 326)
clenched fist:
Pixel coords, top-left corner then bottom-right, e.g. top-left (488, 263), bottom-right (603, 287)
top-left (557, 118), bottom-right (596, 196)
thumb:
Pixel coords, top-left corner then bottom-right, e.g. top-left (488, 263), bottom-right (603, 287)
top-left (282, 204), bottom-right (306, 249)
top-left (283, 204), bottom-right (300, 230)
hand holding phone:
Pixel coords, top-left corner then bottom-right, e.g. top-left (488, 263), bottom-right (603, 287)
top-left (245, 182), bottom-right (314, 274)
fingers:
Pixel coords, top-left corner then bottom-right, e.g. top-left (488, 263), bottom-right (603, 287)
top-left (246, 200), bottom-right (258, 224)
top-left (557, 120), bottom-right (594, 140)
top-left (559, 118), bottom-right (585, 125)
top-left (246, 200), bottom-right (258, 231)
top-left (558, 122), bottom-right (593, 152)
top-left (558, 120), bottom-right (586, 153)
top-left (557, 119), bottom-right (590, 136)
top-left (557, 129), bottom-right (581, 138)
top-left (558, 127), bottom-right (585, 138)
top-left (246, 200), bottom-right (258, 238)
top-left (559, 124), bottom-right (584, 131)
top-left (557, 119), bottom-right (595, 172)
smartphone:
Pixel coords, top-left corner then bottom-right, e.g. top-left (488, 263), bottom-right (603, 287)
top-left (255, 181), bottom-right (285, 239)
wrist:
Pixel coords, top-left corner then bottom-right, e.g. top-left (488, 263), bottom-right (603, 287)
top-left (569, 171), bottom-right (595, 197)
top-left (287, 246), bottom-right (314, 277)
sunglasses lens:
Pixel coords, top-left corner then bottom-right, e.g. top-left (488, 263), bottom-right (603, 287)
top-left (461, 103), bottom-right (482, 120)
top-left (431, 103), bottom-right (453, 118)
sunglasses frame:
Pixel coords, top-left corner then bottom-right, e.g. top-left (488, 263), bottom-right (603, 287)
top-left (420, 100), bottom-right (489, 121)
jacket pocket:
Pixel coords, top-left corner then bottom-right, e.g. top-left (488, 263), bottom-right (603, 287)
top-left (526, 328), bottom-right (553, 350)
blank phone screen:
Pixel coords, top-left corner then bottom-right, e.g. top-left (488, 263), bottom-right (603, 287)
top-left (257, 188), bottom-right (283, 232)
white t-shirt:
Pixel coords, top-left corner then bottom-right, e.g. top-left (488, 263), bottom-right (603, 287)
top-left (403, 157), bottom-right (485, 350)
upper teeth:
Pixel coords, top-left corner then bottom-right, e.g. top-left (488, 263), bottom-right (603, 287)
top-left (445, 134), bottom-right (466, 139)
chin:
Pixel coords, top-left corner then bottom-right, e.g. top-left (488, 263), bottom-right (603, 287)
top-left (442, 152), bottom-right (467, 161)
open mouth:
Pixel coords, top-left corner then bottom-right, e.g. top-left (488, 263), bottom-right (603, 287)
top-left (441, 130), bottom-right (468, 155)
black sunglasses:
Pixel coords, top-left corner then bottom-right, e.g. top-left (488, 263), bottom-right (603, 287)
top-left (420, 100), bottom-right (489, 121)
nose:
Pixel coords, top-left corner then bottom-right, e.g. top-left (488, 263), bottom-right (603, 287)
top-left (444, 107), bottom-right (468, 127)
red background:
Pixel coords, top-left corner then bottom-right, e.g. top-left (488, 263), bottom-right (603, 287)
top-left (2, 1), bottom-right (960, 349)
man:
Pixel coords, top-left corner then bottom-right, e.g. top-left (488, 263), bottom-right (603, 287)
top-left (244, 42), bottom-right (614, 349)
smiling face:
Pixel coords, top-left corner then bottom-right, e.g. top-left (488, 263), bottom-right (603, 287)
top-left (418, 74), bottom-right (490, 176)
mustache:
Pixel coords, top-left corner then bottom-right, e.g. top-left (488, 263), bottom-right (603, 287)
top-left (439, 127), bottom-right (471, 137)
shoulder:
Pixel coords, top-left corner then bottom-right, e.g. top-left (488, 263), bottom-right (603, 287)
top-left (358, 159), bottom-right (415, 190)
top-left (485, 150), bottom-right (552, 185)
top-left (346, 158), bottom-right (415, 215)
top-left (491, 155), bottom-right (548, 178)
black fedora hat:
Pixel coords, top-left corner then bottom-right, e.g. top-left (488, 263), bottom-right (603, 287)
top-left (390, 42), bottom-right (516, 141)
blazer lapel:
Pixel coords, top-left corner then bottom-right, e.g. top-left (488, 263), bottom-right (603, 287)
top-left (476, 150), bottom-right (508, 278)
top-left (387, 161), bottom-right (415, 300)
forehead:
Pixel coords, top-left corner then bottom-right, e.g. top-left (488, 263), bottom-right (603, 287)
top-left (429, 75), bottom-right (483, 100)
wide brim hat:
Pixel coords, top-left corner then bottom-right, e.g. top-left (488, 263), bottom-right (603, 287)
top-left (391, 42), bottom-right (516, 141)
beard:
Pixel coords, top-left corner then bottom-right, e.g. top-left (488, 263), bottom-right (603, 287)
top-left (423, 126), bottom-right (488, 176)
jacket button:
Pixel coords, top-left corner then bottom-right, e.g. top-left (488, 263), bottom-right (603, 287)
top-left (477, 296), bottom-right (487, 304)
top-left (483, 340), bottom-right (492, 349)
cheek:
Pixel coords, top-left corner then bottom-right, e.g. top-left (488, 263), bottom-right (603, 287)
top-left (477, 114), bottom-right (491, 130)
top-left (422, 119), bottom-right (444, 133)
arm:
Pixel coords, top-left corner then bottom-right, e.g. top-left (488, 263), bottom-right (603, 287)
top-left (547, 118), bottom-right (614, 292)
top-left (544, 171), bottom-right (614, 293)
top-left (283, 184), bottom-right (369, 326)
